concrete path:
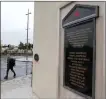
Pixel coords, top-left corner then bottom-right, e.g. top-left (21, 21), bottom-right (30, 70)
top-left (1, 75), bottom-right (38, 99)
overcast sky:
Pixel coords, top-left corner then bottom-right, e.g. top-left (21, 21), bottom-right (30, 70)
top-left (1, 2), bottom-right (34, 46)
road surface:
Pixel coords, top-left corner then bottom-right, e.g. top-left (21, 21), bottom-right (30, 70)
top-left (1, 55), bottom-right (33, 82)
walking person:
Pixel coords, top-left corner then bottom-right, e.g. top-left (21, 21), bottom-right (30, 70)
top-left (4, 54), bottom-right (16, 80)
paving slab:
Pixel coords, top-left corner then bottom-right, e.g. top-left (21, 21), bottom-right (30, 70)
top-left (1, 75), bottom-right (38, 99)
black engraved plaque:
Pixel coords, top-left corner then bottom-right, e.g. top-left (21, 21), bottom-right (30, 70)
top-left (64, 19), bottom-right (95, 97)
top-left (62, 4), bottom-right (99, 99)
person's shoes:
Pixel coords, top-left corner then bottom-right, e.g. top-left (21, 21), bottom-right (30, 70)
top-left (4, 76), bottom-right (8, 80)
top-left (13, 74), bottom-right (16, 78)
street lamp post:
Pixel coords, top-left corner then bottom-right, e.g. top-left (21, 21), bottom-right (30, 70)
top-left (25, 9), bottom-right (31, 75)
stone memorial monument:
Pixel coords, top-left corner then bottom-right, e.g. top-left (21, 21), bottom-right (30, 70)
top-left (32, 1), bottom-right (106, 99)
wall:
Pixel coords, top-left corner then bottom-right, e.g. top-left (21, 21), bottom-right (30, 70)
top-left (32, 2), bottom-right (66, 99)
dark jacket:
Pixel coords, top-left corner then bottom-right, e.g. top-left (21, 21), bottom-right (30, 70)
top-left (7, 58), bottom-right (15, 68)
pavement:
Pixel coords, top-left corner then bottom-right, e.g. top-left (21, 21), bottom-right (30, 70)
top-left (1, 75), bottom-right (38, 99)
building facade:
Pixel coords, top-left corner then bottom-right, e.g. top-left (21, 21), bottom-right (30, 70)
top-left (32, 1), bottom-right (106, 99)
